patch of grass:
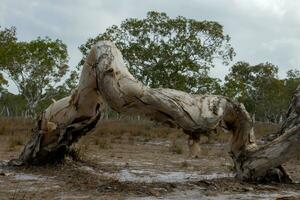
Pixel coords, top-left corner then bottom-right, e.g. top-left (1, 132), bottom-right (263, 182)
top-left (295, 154), bottom-right (300, 161)
top-left (200, 121), bottom-right (280, 144)
top-left (93, 138), bottom-right (99, 145)
top-left (94, 138), bottom-right (112, 149)
top-left (169, 143), bottom-right (183, 154)
top-left (254, 122), bottom-right (279, 139)
top-left (6, 133), bottom-right (27, 151)
top-left (0, 127), bottom-right (6, 135)
top-left (208, 129), bottom-right (230, 144)
top-left (180, 161), bottom-right (189, 168)
top-left (94, 119), bottom-right (183, 140)
top-left (0, 117), bottom-right (32, 152)
top-left (143, 137), bottom-right (150, 143)
top-left (127, 135), bottom-right (135, 145)
top-left (68, 144), bottom-right (89, 161)
top-left (199, 146), bottom-right (210, 156)
top-left (0, 117), bottom-right (33, 136)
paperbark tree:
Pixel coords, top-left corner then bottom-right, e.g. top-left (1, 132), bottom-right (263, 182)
top-left (10, 41), bottom-right (300, 183)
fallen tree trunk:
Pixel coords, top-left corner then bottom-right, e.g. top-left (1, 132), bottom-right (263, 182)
top-left (234, 85), bottom-right (300, 182)
top-left (235, 125), bottom-right (299, 182)
top-left (9, 48), bottom-right (106, 165)
top-left (92, 41), bottom-right (300, 182)
top-left (93, 41), bottom-right (258, 158)
top-left (9, 112), bottom-right (101, 165)
top-left (10, 41), bottom-right (300, 183)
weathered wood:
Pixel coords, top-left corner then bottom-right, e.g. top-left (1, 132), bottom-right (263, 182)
top-left (235, 125), bottom-right (299, 182)
top-left (11, 41), bottom-right (300, 183)
top-left (89, 41), bottom-right (300, 182)
top-left (93, 41), bottom-right (257, 158)
top-left (9, 112), bottom-right (101, 165)
top-left (233, 85), bottom-right (300, 182)
top-left (9, 47), bottom-right (106, 165)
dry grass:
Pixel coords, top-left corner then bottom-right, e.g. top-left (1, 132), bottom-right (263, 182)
top-left (205, 121), bottom-right (280, 143)
top-left (94, 119), bottom-right (183, 139)
top-left (68, 143), bottom-right (89, 161)
top-left (0, 117), bottom-right (33, 152)
top-left (93, 138), bottom-right (112, 149)
top-left (254, 121), bottom-right (280, 139)
top-left (7, 133), bottom-right (27, 151)
top-left (169, 143), bottom-right (184, 154)
top-left (0, 117), bottom-right (281, 157)
top-left (0, 117), bottom-right (33, 134)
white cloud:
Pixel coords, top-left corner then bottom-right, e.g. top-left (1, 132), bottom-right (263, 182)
top-left (234, 0), bottom-right (287, 18)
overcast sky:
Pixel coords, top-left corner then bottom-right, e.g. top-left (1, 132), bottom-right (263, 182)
top-left (1, 0), bottom-right (300, 93)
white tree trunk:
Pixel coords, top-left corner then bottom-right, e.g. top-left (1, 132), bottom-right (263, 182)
top-left (9, 47), bottom-right (106, 165)
top-left (93, 41), bottom-right (257, 158)
top-left (10, 41), bottom-right (300, 183)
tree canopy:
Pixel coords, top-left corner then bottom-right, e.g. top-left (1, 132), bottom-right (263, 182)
top-left (0, 14), bottom-right (299, 122)
top-left (0, 26), bottom-right (16, 91)
top-left (223, 61), bottom-right (299, 122)
top-left (79, 11), bottom-right (235, 94)
top-left (0, 26), bottom-right (70, 116)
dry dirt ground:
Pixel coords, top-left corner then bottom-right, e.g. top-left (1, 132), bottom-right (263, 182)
top-left (0, 118), bottom-right (300, 200)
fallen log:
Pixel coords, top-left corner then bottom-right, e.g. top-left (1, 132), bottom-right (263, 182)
top-left (10, 41), bottom-right (300, 183)
top-left (234, 85), bottom-right (300, 182)
top-left (9, 47), bottom-right (106, 165)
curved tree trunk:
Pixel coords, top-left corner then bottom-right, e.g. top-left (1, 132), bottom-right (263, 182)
top-left (9, 48), bottom-right (106, 165)
top-left (10, 41), bottom-right (300, 183)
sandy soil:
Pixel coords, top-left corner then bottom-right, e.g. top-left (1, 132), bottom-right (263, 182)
top-left (0, 127), bottom-right (300, 200)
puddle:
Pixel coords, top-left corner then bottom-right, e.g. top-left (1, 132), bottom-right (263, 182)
top-left (78, 166), bottom-right (95, 173)
top-left (14, 173), bottom-right (47, 181)
top-left (57, 195), bottom-right (91, 199)
top-left (103, 169), bottom-right (233, 183)
top-left (202, 143), bottom-right (226, 147)
top-left (129, 189), bottom-right (300, 200)
top-left (78, 163), bottom-right (233, 183)
top-left (146, 140), bottom-right (170, 146)
top-left (97, 160), bottom-right (128, 166)
top-left (98, 160), bottom-right (156, 168)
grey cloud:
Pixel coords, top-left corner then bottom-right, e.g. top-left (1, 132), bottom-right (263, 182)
top-left (1, 0), bottom-right (300, 92)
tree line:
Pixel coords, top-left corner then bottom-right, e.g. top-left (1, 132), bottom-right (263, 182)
top-left (0, 11), bottom-right (299, 123)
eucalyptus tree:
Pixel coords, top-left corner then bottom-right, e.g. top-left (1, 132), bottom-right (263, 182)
top-left (0, 27), bottom-right (69, 116)
top-left (79, 11), bottom-right (235, 94)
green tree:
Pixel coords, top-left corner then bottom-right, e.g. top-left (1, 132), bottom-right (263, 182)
top-left (0, 27), bottom-right (69, 116)
top-left (254, 78), bottom-right (288, 123)
top-left (0, 90), bottom-right (27, 117)
top-left (79, 11), bottom-right (235, 94)
top-left (0, 26), bottom-right (16, 92)
top-left (285, 69), bottom-right (300, 101)
top-left (34, 70), bottom-right (79, 114)
top-left (223, 61), bottom-right (287, 122)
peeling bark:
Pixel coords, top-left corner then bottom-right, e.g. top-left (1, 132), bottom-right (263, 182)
top-left (10, 41), bottom-right (300, 183)
top-left (9, 112), bottom-right (101, 165)
top-left (233, 85), bottom-right (300, 182)
top-left (93, 41), bottom-right (257, 160)
top-left (9, 47), bottom-right (106, 165)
